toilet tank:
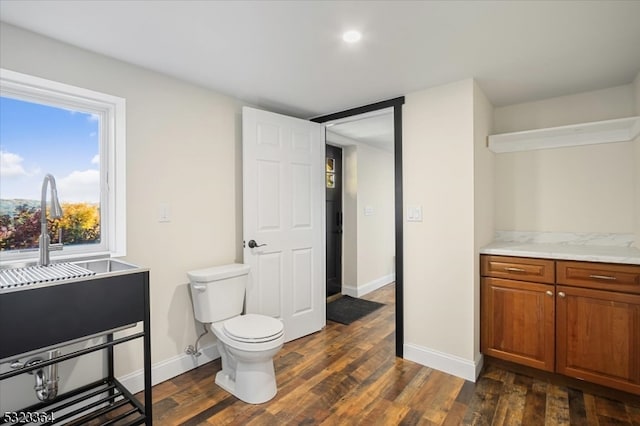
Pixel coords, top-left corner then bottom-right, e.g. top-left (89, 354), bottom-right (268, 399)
top-left (187, 263), bottom-right (250, 323)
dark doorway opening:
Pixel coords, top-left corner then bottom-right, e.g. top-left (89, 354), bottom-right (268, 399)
top-left (313, 96), bottom-right (405, 358)
top-left (325, 144), bottom-right (343, 297)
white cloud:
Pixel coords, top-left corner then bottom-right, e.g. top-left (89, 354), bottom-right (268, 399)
top-left (88, 113), bottom-right (100, 122)
top-left (90, 131), bottom-right (97, 137)
top-left (0, 150), bottom-right (27, 177)
top-left (91, 154), bottom-right (100, 165)
top-left (57, 169), bottom-right (100, 203)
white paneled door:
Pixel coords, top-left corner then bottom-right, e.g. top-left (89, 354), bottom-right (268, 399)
top-left (242, 106), bottom-right (325, 342)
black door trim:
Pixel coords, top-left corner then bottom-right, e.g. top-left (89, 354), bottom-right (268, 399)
top-left (312, 96), bottom-right (405, 358)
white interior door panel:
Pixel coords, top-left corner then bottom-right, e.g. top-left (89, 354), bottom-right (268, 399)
top-left (243, 106), bottom-right (325, 342)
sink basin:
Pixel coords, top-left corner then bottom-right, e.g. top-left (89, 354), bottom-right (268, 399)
top-left (0, 258), bottom-right (143, 291)
top-left (0, 257), bottom-right (149, 362)
top-left (71, 258), bottom-right (139, 274)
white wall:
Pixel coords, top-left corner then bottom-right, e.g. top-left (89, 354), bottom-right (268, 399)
top-left (327, 137), bottom-right (395, 297)
top-left (493, 84), bottom-right (635, 133)
top-left (402, 79), bottom-right (480, 380)
top-left (472, 82), bottom-right (494, 357)
top-left (635, 72), bottom-right (640, 248)
top-left (355, 143), bottom-right (395, 294)
top-left (493, 85), bottom-right (637, 234)
top-left (0, 23), bottom-right (242, 400)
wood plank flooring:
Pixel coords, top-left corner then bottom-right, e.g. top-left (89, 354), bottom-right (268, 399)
top-left (142, 284), bottom-right (639, 425)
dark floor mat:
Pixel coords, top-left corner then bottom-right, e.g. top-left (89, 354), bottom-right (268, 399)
top-left (326, 295), bottom-right (384, 325)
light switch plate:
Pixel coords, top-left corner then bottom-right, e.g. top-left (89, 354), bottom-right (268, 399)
top-left (159, 203), bottom-right (171, 223)
top-left (407, 205), bottom-right (423, 222)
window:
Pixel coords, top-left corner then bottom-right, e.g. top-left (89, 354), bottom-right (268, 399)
top-left (0, 69), bottom-right (126, 264)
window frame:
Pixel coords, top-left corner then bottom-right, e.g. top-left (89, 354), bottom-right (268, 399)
top-left (0, 68), bottom-right (126, 264)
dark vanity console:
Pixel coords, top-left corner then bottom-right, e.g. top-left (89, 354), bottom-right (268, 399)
top-left (0, 269), bottom-right (152, 425)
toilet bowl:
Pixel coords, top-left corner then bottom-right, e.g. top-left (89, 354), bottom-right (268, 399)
top-left (187, 264), bottom-right (284, 404)
top-left (212, 314), bottom-right (284, 404)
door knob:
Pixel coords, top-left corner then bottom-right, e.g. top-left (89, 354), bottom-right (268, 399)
top-left (248, 239), bottom-right (266, 249)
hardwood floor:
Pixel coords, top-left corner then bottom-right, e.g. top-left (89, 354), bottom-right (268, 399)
top-left (142, 284), bottom-right (639, 425)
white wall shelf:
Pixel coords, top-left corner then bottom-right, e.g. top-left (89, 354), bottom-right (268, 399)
top-left (487, 116), bottom-right (640, 153)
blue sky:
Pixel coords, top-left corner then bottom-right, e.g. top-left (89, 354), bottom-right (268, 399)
top-left (0, 96), bottom-right (100, 202)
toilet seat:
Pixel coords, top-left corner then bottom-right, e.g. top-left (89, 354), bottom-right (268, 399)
top-left (223, 314), bottom-right (284, 343)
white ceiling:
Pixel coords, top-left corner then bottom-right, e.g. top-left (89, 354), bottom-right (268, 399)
top-left (327, 110), bottom-right (395, 151)
top-left (1, 1), bottom-right (640, 121)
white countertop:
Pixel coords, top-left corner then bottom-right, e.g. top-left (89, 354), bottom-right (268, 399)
top-left (480, 241), bottom-right (640, 265)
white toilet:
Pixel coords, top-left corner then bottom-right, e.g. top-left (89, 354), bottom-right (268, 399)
top-left (187, 263), bottom-right (284, 404)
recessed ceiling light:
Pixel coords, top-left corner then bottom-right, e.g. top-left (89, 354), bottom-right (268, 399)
top-left (342, 30), bottom-right (362, 43)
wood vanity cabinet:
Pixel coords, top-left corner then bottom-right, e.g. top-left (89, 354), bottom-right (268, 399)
top-left (481, 255), bottom-right (556, 371)
top-left (555, 261), bottom-right (640, 395)
top-left (481, 255), bottom-right (640, 395)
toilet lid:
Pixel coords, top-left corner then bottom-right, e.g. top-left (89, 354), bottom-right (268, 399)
top-left (223, 314), bottom-right (284, 343)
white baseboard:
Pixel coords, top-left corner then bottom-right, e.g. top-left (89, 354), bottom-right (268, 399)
top-left (118, 343), bottom-right (220, 394)
top-left (342, 273), bottom-right (395, 298)
top-left (403, 343), bottom-right (483, 382)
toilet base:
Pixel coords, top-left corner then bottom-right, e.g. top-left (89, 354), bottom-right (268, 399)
top-left (215, 366), bottom-right (277, 404)
top-left (214, 370), bottom-right (237, 397)
top-left (210, 319), bottom-right (283, 404)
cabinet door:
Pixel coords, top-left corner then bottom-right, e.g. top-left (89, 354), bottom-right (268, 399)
top-left (481, 277), bottom-right (555, 371)
top-left (556, 285), bottom-right (640, 395)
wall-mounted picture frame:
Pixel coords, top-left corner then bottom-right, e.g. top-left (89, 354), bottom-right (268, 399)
top-left (326, 172), bottom-right (335, 188)
top-left (326, 158), bottom-right (335, 173)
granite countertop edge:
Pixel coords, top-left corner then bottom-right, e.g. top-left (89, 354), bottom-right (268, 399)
top-left (480, 242), bottom-right (640, 265)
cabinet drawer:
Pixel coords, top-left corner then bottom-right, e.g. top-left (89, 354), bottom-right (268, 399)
top-left (481, 255), bottom-right (555, 284)
top-left (556, 261), bottom-right (640, 294)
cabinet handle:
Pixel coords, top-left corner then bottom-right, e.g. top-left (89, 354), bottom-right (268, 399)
top-left (545, 290), bottom-right (553, 297)
top-left (589, 274), bottom-right (617, 281)
top-left (504, 267), bottom-right (526, 273)
top-left (558, 292), bottom-right (566, 298)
